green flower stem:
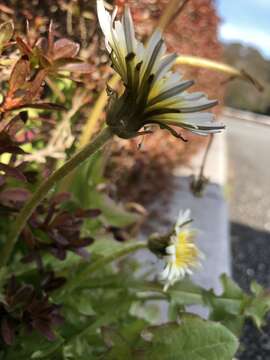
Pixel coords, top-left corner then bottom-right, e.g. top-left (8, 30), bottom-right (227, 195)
top-left (58, 242), bottom-right (148, 297)
top-left (0, 127), bottom-right (114, 268)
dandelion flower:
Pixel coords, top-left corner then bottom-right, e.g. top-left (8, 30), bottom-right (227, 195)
top-left (97, 0), bottom-right (224, 139)
top-left (160, 209), bottom-right (203, 291)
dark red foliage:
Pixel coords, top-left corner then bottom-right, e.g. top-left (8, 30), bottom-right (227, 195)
top-left (20, 193), bottom-right (100, 267)
top-left (16, 21), bottom-right (92, 76)
top-left (0, 277), bottom-right (63, 345)
top-left (41, 271), bottom-right (66, 293)
top-left (23, 294), bottom-right (63, 341)
top-left (0, 19), bottom-right (92, 187)
top-left (0, 114), bottom-right (30, 182)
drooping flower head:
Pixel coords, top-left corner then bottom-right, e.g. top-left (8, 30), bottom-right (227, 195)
top-left (160, 209), bottom-right (203, 291)
top-left (97, 0), bottom-right (224, 139)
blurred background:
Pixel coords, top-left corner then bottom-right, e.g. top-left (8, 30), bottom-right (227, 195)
top-left (218, 0), bottom-right (270, 114)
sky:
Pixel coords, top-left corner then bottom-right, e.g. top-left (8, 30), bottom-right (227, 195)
top-left (217, 0), bottom-right (270, 59)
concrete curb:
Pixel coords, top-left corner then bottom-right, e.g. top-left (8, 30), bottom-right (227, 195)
top-left (172, 132), bottom-right (230, 316)
top-left (138, 131), bottom-right (230, 320)
top-left (172, 132), bottom-right (231, 290)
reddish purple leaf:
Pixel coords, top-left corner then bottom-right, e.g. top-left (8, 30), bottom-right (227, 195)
top-left (58, 61), bottom-right (93, 74)
top-left (0, 175), bottom-right (5, 186)
top-left (35, 37), bottom-right (48, 54)
top-left (38, 52), bottom-right (52, 69)
top-left (22, 69), bottom-right (47, 103)
top-left (0, 163), bottom-right (26, 181)
top-left (1, 317), bottom-right (15, 345)
top-left (75, 208), bottom-right (101, 218)
top-left (51, 192), bottom-right (71, 205)
top-left (0, 188), bottom-right (31, 204)
top-left (53, 38), bottom-right (80, 60)
top-left (74, 247), bottom-right (90, 259)
top-left (9, 57), bottom-right (30, 94)
top-left (16, 36), bottom-right (32, 56)
top-left (5, 115), bottom-right (25, 136)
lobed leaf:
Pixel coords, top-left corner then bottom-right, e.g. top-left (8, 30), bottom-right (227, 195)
top-left (245, 282), bottom-right (270, 328)
top-left (136, 315), bottom-right (238, 360)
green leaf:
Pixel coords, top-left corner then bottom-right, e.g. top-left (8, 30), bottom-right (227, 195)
top-left (66, 291), bottom-right (96, 316)
top-left (69, 151), bottom-right (139, 228)
top-left (102, 327), bottom-right (132, 359)
top-left (204, 275), bottom-right (247, 336)
top-left (4, 334), bottom-right (64, 360)
top-left (90, 191), bottom-right (139, 227)
top-left (67, 151), bottom-right (106, 206)
top-left (206, 274), bottom-right (245, 317)
top-left (130, 301), bottom-right (161, 324)
top-left (245, 281), bottom-right (270, 328)
top-left (168, 279), bottom-right (205, 306)
top-left (90, 237), bottom-right (124, 257)
top-left (102, 319), bottom-right (148, 360)
top-left (206, 275), bottom-right (270, 333)
top-left (137, 315), bottom-right (238, 360)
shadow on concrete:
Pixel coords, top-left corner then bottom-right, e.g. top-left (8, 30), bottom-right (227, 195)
top-left (231, 221), bottom-right (270, 291)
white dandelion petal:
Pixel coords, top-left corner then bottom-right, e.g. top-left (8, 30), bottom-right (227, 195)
top-left (166, 245), bottom-right (176, 255)
top-left (123, 6), bottom-right (136, 54)
top-left (139, 36), bottom-right (165, 91)
top-left (147, 80), bottom-right (194, 108)
top-left (97, 0), bottom-right (113, 43)
top-left (168, 266), bottom-right (177, 282)
top-left (176, 209), bottom-right (191, 228)
top-left (154, 53), bottom-right (178, 83)
top-left (179, 99), bottom-right (218, 113)
top-left (185, 268), bottom-right (193, 276)
top-left (159, 95), bottom-right (215, 111)
top-left (181, 92), bottom-right (206, 101)
top-left (140, 30), bottom-right (163, 75)
top-left (151, 72), bottom-right (182, 97)
top-left (159, 263), bottom-right (171, 280)
top-left (114, 21), bottom-right (127, 55)
top-left (149, 113), bottom-right (223, 134)
top-left (163, 282), bottom-right (170, 292)
top-left (159, 209), bottom-right (203, 291)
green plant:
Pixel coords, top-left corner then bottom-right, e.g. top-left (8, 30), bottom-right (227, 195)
top-left (0, 2), bottom-right (267, 359)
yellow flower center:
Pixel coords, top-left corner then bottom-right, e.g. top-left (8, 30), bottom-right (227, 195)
top-left (174, 230), bottom-right (199, 268)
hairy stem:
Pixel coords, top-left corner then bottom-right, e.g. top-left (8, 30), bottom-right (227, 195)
top-left (0, 127), bottom-right (113, 268)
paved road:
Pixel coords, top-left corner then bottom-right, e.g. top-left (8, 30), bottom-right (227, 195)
top-left (224, 115), bottom-right (270, 359)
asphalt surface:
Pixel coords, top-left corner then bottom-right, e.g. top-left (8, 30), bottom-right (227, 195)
top-left (224, 115), bottom-right (270, 359)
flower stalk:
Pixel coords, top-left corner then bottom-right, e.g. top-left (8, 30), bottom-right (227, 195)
top-left (0, 127), bottom-right (113, 268)
top-left (157, 0), bottom-right (189, 33)
top-left (58, 241), bottom-right (148, 296)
